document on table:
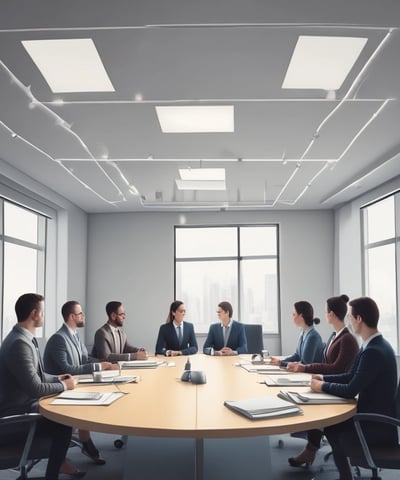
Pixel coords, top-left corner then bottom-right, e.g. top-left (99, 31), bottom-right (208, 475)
top-left (263, 374), bottom-right (311, 386)
top-left (224, 396), bottom-right (303, 420)
top-left (239, 363), bottom-right (283, 373)
top-left (278, 390), bottom-right (356, 405)
top-left (118, 360), bottom-right (162, 369)
top-left (78, 375), bottom-right (138, 384)
top-left (51, 391), bottom-right (125, 405)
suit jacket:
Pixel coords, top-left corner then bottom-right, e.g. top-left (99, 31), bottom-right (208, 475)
top-left (0, 325), bottom-right (63, 416)
top-left (304, 327), bottom-right (359, 374)
top-left (323, 334), bottom-right (398, 443)
top-left (155, 321), bottom-right (198, 355)
top-left (280, 326), bottom-right (324, 367)
top-left (92, 323), bottom-right (140, 361)
top-left (44, 323), bottom-right (96, 375)
top-left (203, 320), bottom-right (248, 354)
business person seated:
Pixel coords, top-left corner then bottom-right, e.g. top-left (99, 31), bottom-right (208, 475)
top-left (44, 300), bottom-right (118, 466)
top-left (0, 293), bottom-right (78, 480)
top-left (286, 294), bottom-right (359, 468)
top-left (203, 301), bottom-right (247, 356)
top-left (270, 300), bottom-right (324, 367)
top-left (155, 301), bottom-right (198, 356)
top-left (92, 301), bottom-right (148, 362)
top-left (311, 296), bottom-right (398, 480)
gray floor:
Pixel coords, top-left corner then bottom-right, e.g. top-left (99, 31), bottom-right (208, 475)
top-left (3, 432), bottom-right (398, 480)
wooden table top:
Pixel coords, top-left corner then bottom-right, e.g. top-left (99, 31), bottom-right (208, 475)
top-left (39, 354), bottom-right (356, 439)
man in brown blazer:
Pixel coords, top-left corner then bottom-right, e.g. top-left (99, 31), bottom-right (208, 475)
top-left (92, 301), bottom-right (147, 362)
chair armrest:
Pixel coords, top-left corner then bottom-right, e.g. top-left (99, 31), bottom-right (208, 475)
top-left (0, 412), bottom-right (42, 426)
top-left (352, 413), bottom-right (400, 470)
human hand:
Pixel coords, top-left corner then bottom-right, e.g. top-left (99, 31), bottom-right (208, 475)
top-left (135, 350), bottom-right (148, 360)
top-left (310, 377), bottom-right (324, 392)
top-left (220, 347), bottom-right (234, 356)
top-left (60, 374), bottom-right (75, 390)
top-left (101, 361), bottom-right (119, 370)
top-left (270, 356), bottom-right (281, 366)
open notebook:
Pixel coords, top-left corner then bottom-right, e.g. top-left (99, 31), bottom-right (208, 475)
top-left (278, 390), bottom-right (356, 405)
top-left (51, 391), bottom-right (125, 406)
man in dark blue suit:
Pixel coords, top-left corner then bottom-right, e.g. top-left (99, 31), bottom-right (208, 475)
top-left (203, 301), bottom-right (247, 355)
top-left (311, 296), bottom-right (398, 480)
top-left (155, 300), bottom-right (198, 356)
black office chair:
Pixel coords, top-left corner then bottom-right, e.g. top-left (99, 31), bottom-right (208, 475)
top-left (243, 324), bottom-right (264, 354)
top-left (347, 377), bottom-right (400, 479)
top-left (0, 412), bottom-right (51, 480)
top-left (346, 413), bottom-right (400, 479)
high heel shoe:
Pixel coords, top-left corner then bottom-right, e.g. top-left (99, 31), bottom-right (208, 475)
top-left (288, 444), bottom-right (318, 467)
top-left (59, 460), bottom-right (87, 478)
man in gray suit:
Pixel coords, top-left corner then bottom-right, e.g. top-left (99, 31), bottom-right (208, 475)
top-left (92, 301), bottom-right (147, 361)
top-left (0, 293), bottom-right (76, 480)
top-left (44, 300), bottom-right (118, 465)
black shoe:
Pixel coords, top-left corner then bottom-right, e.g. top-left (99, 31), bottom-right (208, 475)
top-left (81, 438), bottom-right (106, 465)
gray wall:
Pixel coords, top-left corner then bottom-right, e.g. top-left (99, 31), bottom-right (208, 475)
top-left (86, 210), bottom-right (334, 355)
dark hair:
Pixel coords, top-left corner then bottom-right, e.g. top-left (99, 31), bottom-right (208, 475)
top-left (327, 294), bottom-right (349, 321)
top-left (106, 301), bottom-right (122, 318)
top-left (15, 293), bottom-right (44, 322)
top-left (61, 300), bottom-right (80, 321)
top-left (294, 301), bottom-right (320, 327)
top-left (218, 301), bottom-right (233, 318)
top-left (166, 300), bottom-right (184, 323)
top-left (349, 296), bottom-right (379, 328)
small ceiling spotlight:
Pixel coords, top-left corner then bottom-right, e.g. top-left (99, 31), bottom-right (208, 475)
top-left (134, 93), bottom-right (143, 101)
top-left (11, 132), bottom-right (18, 138)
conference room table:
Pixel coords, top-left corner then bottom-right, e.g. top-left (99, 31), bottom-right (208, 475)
top-left (40, 354), bottom-right (356, 480)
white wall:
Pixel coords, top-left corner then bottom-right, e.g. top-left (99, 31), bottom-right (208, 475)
top-left (86, 209), bottom-right (334, 355)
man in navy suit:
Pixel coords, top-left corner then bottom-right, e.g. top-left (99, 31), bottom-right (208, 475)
top-left (155, 301), bottom-right (198, 356)
top-left (311, 296), bottom-right (398, 480)
top-left (44, 300), bottom-right (118, 465)
top-left (203, 301), bottom-right (248, 355)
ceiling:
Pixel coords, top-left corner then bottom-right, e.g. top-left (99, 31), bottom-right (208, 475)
top-left (0, 0), bottom-right (399, 213)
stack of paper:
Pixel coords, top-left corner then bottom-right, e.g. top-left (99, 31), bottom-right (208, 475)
top-left (264, 374), bottom-right (311, 386)
top-left (224, 396), bottom-right (303, 420)
top-left (78, 375), bottom-right (138, 384)
top-left (118, 360), bottom-right (162, 369)
top-left (240, 363), bottom-right (282, 373)
top-left (51, 390), bottom-right (125, 405)
top-left (278, 390), bottom-right (355, 404)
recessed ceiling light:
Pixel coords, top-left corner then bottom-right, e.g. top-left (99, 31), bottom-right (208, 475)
top-left (179, 168), bottom-right (225, 181)
top-left (156, 106), bottom-right (234, 133)
top-left (282, 36), bottom-right (367, 90)
top-left (22, 38), bottom-right (115, 93)
top-left (176, 179), bottom-right (226, 190)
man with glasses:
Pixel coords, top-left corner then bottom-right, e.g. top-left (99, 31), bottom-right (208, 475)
top-left (92, 301), bottom-right (148, 362)
top-left (44, 300), bottom-right (118, 466)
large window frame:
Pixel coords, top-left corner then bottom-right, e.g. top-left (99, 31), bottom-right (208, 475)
top-left (0, 197), bottom-right (47, 340)
top-left (174, 224), bottom-right (280, 334)
top-left (361, 191), bottom-right (400, 353)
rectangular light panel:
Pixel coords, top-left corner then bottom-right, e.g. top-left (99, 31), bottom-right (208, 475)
top-left (22, 38), bottom-right (115, 93)
top-left (282, 36), bottom-right (367, 90)
top-left (156, 106), bottom-right (234, 133)
top-left (179, 168), bottom-right (225, 181)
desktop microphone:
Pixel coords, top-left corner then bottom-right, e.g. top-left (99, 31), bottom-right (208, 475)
top-left (184, 357), bottom-right (191, 371)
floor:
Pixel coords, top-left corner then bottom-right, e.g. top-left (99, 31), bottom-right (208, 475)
top-left (3, 432), bottom-right (398, 479)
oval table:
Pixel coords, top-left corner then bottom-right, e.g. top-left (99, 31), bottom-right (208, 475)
top-left (40, 355), bottom-right (356, 480)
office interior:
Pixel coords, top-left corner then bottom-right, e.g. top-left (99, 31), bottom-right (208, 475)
top-left (1, 1), bottom-right (400, 358)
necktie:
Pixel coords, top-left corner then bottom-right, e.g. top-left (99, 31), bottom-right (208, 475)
top-left (299, 333), bottom-right (304, 357)
top-left (72, 333), bottom-right (82, 361)
top-left (223, 326), bottom-right (230, 346)
top-left (177, 326), bottom-right (182, 345)
top-left (114, 329), bottom-right (121, 353)
top-left (32, 337), bottom-right (44, 380)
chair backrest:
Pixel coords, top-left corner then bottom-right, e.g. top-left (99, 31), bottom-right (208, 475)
top-left (0, 413), bottom-right (50, 478)
top-left (244, 324), bottom-right (264, 354)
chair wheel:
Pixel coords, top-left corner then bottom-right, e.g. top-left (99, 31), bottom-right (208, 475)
top-left (278, 439), bottom-right (284, 448)
top-left (114, 439), bottom-right (124, 449)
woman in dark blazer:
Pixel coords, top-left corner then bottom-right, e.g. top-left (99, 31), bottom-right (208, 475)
top-left (286, 294), bottom-right (359, 468)
top-left (155, 301), bottom-right (198, 356)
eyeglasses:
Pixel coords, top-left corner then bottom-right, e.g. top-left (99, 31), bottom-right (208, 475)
top-left (116, 312), bottom-right (126, 317)
top-left (73, 312), bottom-right (84, 317)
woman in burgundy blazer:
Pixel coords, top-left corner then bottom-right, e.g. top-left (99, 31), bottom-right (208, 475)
top-left (286, 294), bottom-right (359, 468)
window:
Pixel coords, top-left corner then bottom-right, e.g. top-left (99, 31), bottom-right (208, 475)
top-left (1, 199), bottom-right (47, 340)
top-left (175, 225), bottom-right (280, 333)
top-left (362, 192), bottom-right (400, 352)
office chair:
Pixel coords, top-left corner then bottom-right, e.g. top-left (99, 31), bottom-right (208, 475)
top-left (243, 324), bottom-right (264, 354)
top-left (347, 413), bottom-right (400, 479)
top-left (0, 412), bottom-right (51, 480)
